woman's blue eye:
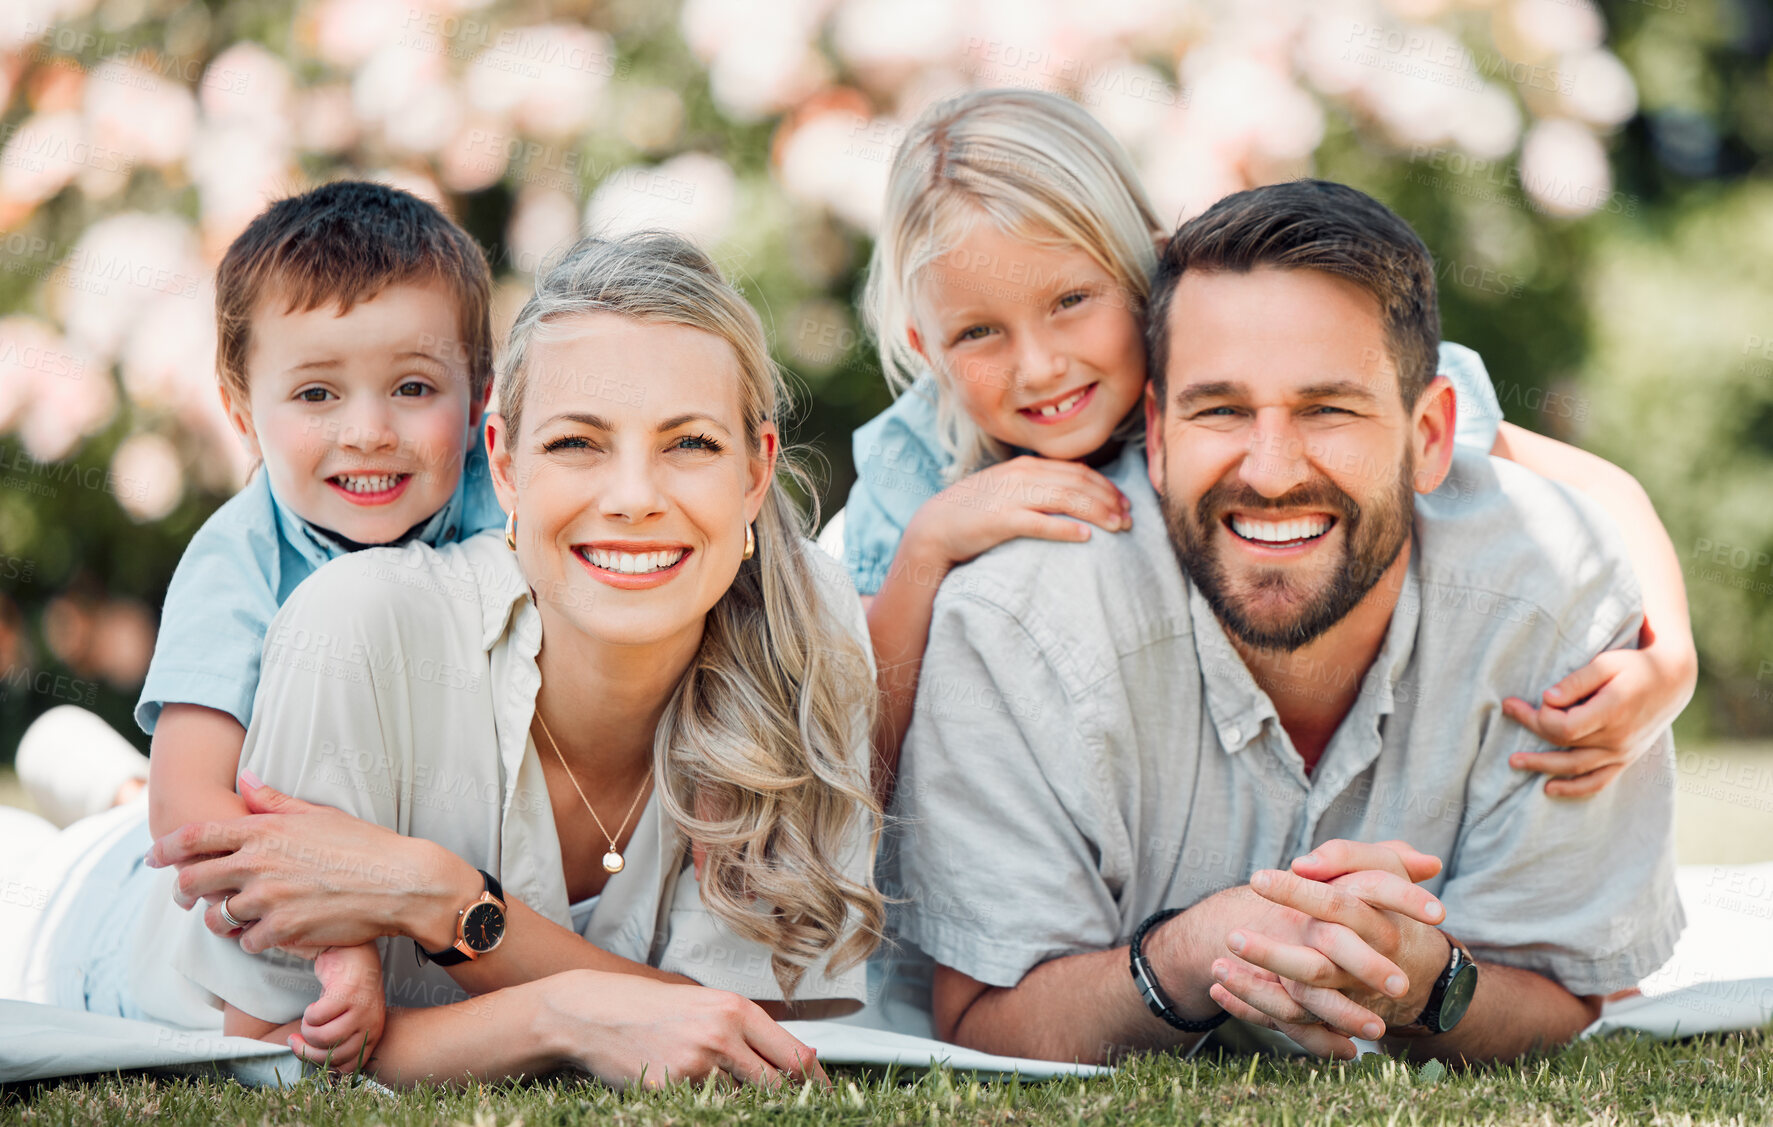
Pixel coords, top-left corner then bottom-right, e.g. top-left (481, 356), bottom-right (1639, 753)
top-left (542, 436), bottom-right (592, 452)
top-left (675, 433), bottom-right (724, 452)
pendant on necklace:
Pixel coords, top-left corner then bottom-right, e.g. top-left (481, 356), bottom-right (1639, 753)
top-left (602, 849), bottom-right (625, 874)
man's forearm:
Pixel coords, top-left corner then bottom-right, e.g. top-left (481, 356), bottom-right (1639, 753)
top-left (1385, 961), bottom-right (1601, 1063)
top-left (939, 948), bottom-right (1206, 1064)
top-left (937, 892), bottom-right (1244, 1063)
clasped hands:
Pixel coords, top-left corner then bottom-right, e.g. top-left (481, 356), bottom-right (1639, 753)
top-left (1200, 839), bottom-right (1454, 1060)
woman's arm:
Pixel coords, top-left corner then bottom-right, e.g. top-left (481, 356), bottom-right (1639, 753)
top-left (1489, 421), bottom-right (1698, 794)
top-left (237, 970), bottom-right (824, 1089)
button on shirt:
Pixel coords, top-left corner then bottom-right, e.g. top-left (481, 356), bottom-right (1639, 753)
top-left (893, 445), bottom-right (1682, 997)
top-left (169, 532), bottom-right (875, 1021)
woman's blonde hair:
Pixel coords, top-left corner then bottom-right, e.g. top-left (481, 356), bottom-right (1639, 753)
top-left (862, 88), bottom-right (1167, 479)
top-left (499, 231), bottom-right (884, 995)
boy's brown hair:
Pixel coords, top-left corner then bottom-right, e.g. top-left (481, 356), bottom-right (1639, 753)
top-left (215, 180), bottom-right (494, 407)
top-left (1147, 178), bottom-right (1440, 410)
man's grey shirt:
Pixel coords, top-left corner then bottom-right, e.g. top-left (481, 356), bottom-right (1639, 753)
top-left (893, 445), bottom-right (1682, 996)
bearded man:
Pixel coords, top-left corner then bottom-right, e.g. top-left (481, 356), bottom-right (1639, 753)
top-left (890, 179), bottom-right (1681, 1065)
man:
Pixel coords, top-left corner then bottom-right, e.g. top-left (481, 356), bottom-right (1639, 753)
top-left (891, 180), bottom-right (1682, 1064)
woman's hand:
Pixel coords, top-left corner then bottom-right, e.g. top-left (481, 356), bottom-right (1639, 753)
top-left (543, 970), bottom-right (828, 1089)
top-left (908, 455), bottom-right (1130, 570)
top-left (1503, 618), bottom-right (1697, 797)
top-left (145, 771), bottom-right (480, 955)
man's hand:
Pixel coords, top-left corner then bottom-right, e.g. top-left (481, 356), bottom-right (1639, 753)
top-left (1205, 841), bottom-right (1448, 1053)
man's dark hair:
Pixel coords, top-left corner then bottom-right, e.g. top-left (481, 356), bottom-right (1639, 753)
top-left (1145, 179), bottom-right (1440, 408)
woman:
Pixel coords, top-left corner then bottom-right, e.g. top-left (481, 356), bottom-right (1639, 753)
top-left (5, 231), bottom-right (885, 1087)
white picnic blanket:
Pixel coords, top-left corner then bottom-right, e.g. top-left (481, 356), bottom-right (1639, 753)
top-left (0, 1002), bottom-right (1103, 1084)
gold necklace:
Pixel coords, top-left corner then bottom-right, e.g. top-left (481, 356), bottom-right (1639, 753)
top-left (533, 710), bottom-right (653, 874)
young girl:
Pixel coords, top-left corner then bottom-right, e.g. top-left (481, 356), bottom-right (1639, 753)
top-left (844, 88), bottom-right (1696, 801)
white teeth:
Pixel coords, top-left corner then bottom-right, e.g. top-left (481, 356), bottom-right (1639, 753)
top-left (333, 473), bottom-right (403, 494)
top-left (585, 547), bottom-right (686, 574)
top-left (1230, 515), bottom-right (1333, 544)
top-left (1032, 389), bottom-right (1086, 418)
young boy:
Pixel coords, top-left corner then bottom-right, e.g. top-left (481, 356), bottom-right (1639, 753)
top-left (136, 180), bottom-right (504, 1066)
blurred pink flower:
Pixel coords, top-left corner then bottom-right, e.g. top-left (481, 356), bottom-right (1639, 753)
top-left (90, 598), bottom-right (157, 689)
top-left (57, 212), bottom-right (203, 366)
top-left (585, 152), bottom-right (736, 247)
top-left (1520, 117), bottom-right (1612, 217)
top-left (681, 0), bottom-right (830, 120)
top-left (84, 60), bottom-right (198, 167)
top-left (201, 41), bottom-right (294, 125)
top-left (0, 315), bottom-right (109, 462)
top-left (109, 432), bottom-right (185, 524)
top-left (506, 186), bottom-right (582, 275)
top-left (0, 111), bottom-right (90, 205)
top-left (464, 24), bottom-right (616, 137)
top-left (774, 104), bottom-right (891, 231)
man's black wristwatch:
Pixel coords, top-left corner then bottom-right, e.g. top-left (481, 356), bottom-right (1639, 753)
top-left (1130, 907), bottom-right (1230, 1033)
top-left (1397, 932), bottom-right (1479, 1035)
top-left (418, 869), bottom-right (507, 966)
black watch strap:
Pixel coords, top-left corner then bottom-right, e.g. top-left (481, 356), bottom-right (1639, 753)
top-left (418, 869), bottom-right (506, 967)
top-left (1405, 932), bottom-right (1478, 1034)
top-left (1130, 908), bottom-right (1229, 1033)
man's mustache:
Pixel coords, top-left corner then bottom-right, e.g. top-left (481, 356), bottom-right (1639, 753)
top-left (1193, 478), bottom-right (1362, 527)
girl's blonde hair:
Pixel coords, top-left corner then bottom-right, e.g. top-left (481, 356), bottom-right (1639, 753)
top-left (499, 231), bottom-right (883, 995)
top-left (862, 88), bottom-right (1168, 480)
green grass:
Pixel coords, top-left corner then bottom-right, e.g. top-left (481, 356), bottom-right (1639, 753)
top-left (4, 1032), bottom-right (1772, 1126)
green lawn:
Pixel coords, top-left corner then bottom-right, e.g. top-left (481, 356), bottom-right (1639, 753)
top-left (5, 1032), bottom-right (1771, 1126)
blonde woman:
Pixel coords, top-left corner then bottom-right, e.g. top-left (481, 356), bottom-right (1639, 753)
top-left (19, 231), bottom-right (884, 1087)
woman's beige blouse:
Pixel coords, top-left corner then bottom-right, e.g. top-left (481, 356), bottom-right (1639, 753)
top-left (169, 531), bottom-right (874, 1022)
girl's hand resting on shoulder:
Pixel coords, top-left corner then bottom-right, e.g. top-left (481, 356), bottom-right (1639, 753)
top-left (1504, 618), bottom-right (1698, 798)
top-left (907, 455), bottom-right (1131, 569)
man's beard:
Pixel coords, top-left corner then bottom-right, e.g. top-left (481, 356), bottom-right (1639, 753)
top-left (1161, 457), bottom-right (1415, 652)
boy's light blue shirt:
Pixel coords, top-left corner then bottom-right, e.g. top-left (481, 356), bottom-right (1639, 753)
top-left (841, 340), bottom-right (1505, 597)
top-left (134, 431), bottom-right (506, 734)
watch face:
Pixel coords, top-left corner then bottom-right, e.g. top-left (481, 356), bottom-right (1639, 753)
top-left (1438, 961), bottom-right (1479, 1031)
top-left (462, 900), bottom-right (506, 953)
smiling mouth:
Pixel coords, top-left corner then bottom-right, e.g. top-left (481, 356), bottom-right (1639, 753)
top-left (1227, 514), bottom-right (1336, 548)
top-left (575, 546), bottom-right (689, 575)
top-left (327, 472), bottom-right (411, 503)
top-left (1019, 383), bottom-right (1096, 422)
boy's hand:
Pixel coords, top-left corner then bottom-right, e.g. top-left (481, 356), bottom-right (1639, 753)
top-left (1504, 619), bottom-right (1696, 798)
top-left (910, 455), bottom-right (1130, 569)
top-left (293, 944), bottom-right (385, 1073)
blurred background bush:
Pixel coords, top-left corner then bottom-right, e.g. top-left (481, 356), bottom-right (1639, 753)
top-left (1, 0), bottom-right (1771, 761)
